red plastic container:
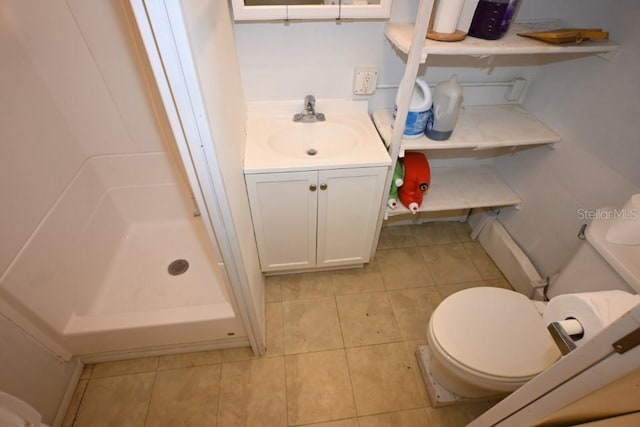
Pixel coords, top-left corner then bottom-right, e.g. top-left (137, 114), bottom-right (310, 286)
top-left (399, 152), bottom-right (431, 213)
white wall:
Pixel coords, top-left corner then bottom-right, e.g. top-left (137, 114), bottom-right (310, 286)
top-left (495, 0), bottom-right (640, 276)
top-left (0, 0), bottom-right (171, 420)
top-left (232, 0), bottom-right (556, 110)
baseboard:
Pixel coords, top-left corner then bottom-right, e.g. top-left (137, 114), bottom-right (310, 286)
top-left (78, 336), bottom-right (250, 364)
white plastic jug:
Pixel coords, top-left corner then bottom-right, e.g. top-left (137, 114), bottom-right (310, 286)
top-left (395, 78), bottom-right (432, 139)
top-left (426, 75), bottom-right (463, 141)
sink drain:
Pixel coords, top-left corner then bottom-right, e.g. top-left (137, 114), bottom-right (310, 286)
top-left (168, 259), bottom-right (189, 276)
top-left (306, 148), bottom-right (317, 156)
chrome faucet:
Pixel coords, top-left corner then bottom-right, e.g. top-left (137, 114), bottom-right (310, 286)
top-left (293, 95), bottom-right (326, 122)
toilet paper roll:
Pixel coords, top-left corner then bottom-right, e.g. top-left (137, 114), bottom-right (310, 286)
top-left (543, 290), bottom-right (640, 345)
top-left (606, 194), bottom-right (640, 245)
top-left (432, 0), bottom-right (466, 34)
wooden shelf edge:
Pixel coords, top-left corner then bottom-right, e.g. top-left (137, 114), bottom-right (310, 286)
top-left (384, 165), bottom-right (521, 218)
top-left (372, 106), bottom-right (562, 152)
top-left (385, 22), bottom-right (621, 63)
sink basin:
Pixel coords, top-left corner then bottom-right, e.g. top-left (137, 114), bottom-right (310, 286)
top-left (244, 99), bottom-right (391, 173)
top-left (267, 122), bottom-right (360, 159)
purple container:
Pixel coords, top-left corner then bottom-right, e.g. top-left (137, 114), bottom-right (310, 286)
top-left (469, 0), bottom-right (521, 40)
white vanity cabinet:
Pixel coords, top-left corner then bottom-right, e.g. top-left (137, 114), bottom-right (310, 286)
top-left (246, 166), bottom-right (386, 272)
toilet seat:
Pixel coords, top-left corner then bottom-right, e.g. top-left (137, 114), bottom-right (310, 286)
top-left (428, 287), bottom-right (560, 394)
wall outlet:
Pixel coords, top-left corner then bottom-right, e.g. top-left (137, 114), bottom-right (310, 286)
top-left (353, 67), bottom-right (378, 95)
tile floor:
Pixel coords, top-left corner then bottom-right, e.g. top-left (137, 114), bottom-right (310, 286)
top-left (63, 222), bottom-right (511, 427)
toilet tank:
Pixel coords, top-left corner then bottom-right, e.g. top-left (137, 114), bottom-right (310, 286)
top-left (549, 209), bottom-right (640, 298)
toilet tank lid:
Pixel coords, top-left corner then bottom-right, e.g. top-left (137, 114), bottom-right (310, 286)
top-left (587, 209), bottom-right (640, 293)
top-left (431, 287), bottom-right (560, 379)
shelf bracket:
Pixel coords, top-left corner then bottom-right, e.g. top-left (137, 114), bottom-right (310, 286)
top-left (597, 50), bottom-right (619, 62)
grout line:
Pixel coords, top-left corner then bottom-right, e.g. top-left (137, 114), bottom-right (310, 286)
top-left (68, 378), bottom-right (90, 427)
top-left (283, 353), bottom-right (290, 427)
top-left (140, 370), bottom-right (157, 427)
top-left (214, 354), bottom-right (223, 424)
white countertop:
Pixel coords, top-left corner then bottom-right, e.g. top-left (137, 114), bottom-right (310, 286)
top-left (243, 99), bottom-right (391, 174)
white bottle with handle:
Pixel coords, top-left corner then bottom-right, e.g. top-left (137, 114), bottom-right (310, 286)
top-left (426, 75), bottom-right (463, 141)
top-left (394, 77), bottom-right (432, 140)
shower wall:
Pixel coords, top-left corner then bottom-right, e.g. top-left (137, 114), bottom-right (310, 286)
top-left (1, 0), bottom-right (170, 282)
top-left (0, 0), bottom-right (178, 422)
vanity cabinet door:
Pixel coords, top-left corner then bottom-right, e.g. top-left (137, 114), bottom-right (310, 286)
top-left (245, 171), bottom-right (318, 272)
top-left (317, 167), bottom-right (387, 268)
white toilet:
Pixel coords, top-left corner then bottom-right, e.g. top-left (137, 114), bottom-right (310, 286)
top-left (419, 207), bottom-right (640, 405)
top-left (0, 391), bottom-right (49, 427)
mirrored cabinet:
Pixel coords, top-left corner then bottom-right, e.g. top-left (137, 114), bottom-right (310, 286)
top-left (230, 0), bottom-right (392, 21)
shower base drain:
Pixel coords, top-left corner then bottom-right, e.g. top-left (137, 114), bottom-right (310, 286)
top-left (168, 259), bottom-right (189, 276)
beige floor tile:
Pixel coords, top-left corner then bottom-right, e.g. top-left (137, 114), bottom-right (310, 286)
top-left (279, 272), bottom-right (334, 301)
top-left (413, 222), bottom-right (460, 246)
top-left (282, 297), bottom-right (343, 354)
top-left (265, 276), bottom-right (283, 302)
top-left (377, 225), bottom-right (417, 249)
top-left (420, 243), bottom-right (482, 285)
top-left (452, 221), bottom-right (473, 243)
top-left (157, 350), bottom-right (222, 370)
top-left (359, 408), bottom-right (429, 426)
top-left (91, 357), bottom-right (158, 378)
top-left (403, 340), bottom-right (430, 407)
top-left (265, 302), bottom-right (284, 357)
top-left (387, 288), bottom-right (442, 341)
top-left (332, 262), bottom-right (385, 295)
top-left (218, 357), bottom-right (286, 427)
top-left (336, 292), bottom-right (401, 347)
top-left (426, 402), bottom-right (491, 427)
top-left (347, 343), bottom-right (423, 416)
top-left (286, 350), bottom-right (357, 425)
top-left (222, 346), bottom-right (256, 362)
top-left (484, 278), bottom-right (514, 290)
top-left (62, 379), bottom-right (87, 427)
top-left (74, 372), bottom-right (155, 427)
top-left (463, 241), bottom-right (504, 280)
top-left (145, 365), bottom-right (220, 426)
top-left (376, 248), bottom-right (434, 290)
top-left (436, 281), bottom-right (487, 300)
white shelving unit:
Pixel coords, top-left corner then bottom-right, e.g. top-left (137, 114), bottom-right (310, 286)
top-left (372, 105), bottom-right (561, 154)
top-left (372, 1), bottom-right (621, 223)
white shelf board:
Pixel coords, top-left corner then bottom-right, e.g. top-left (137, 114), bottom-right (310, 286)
top-left (373, 105), bottom-right (561, 153)
top-left (385, 22), bottom-right (620, 63)
top-left (386, 165), bottom-right (521, 217)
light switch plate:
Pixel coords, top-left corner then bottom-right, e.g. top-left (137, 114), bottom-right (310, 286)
top-left (353, 67), bottom-right (378, 95)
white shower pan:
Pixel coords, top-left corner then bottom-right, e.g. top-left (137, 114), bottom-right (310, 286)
top-left (0, 153), bottom-right (245, 359)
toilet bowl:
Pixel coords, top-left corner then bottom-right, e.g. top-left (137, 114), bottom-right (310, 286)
top-left (419, 207), bottom-right (640, 404)
top-left (427, 286), bottom-right (561, 398)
